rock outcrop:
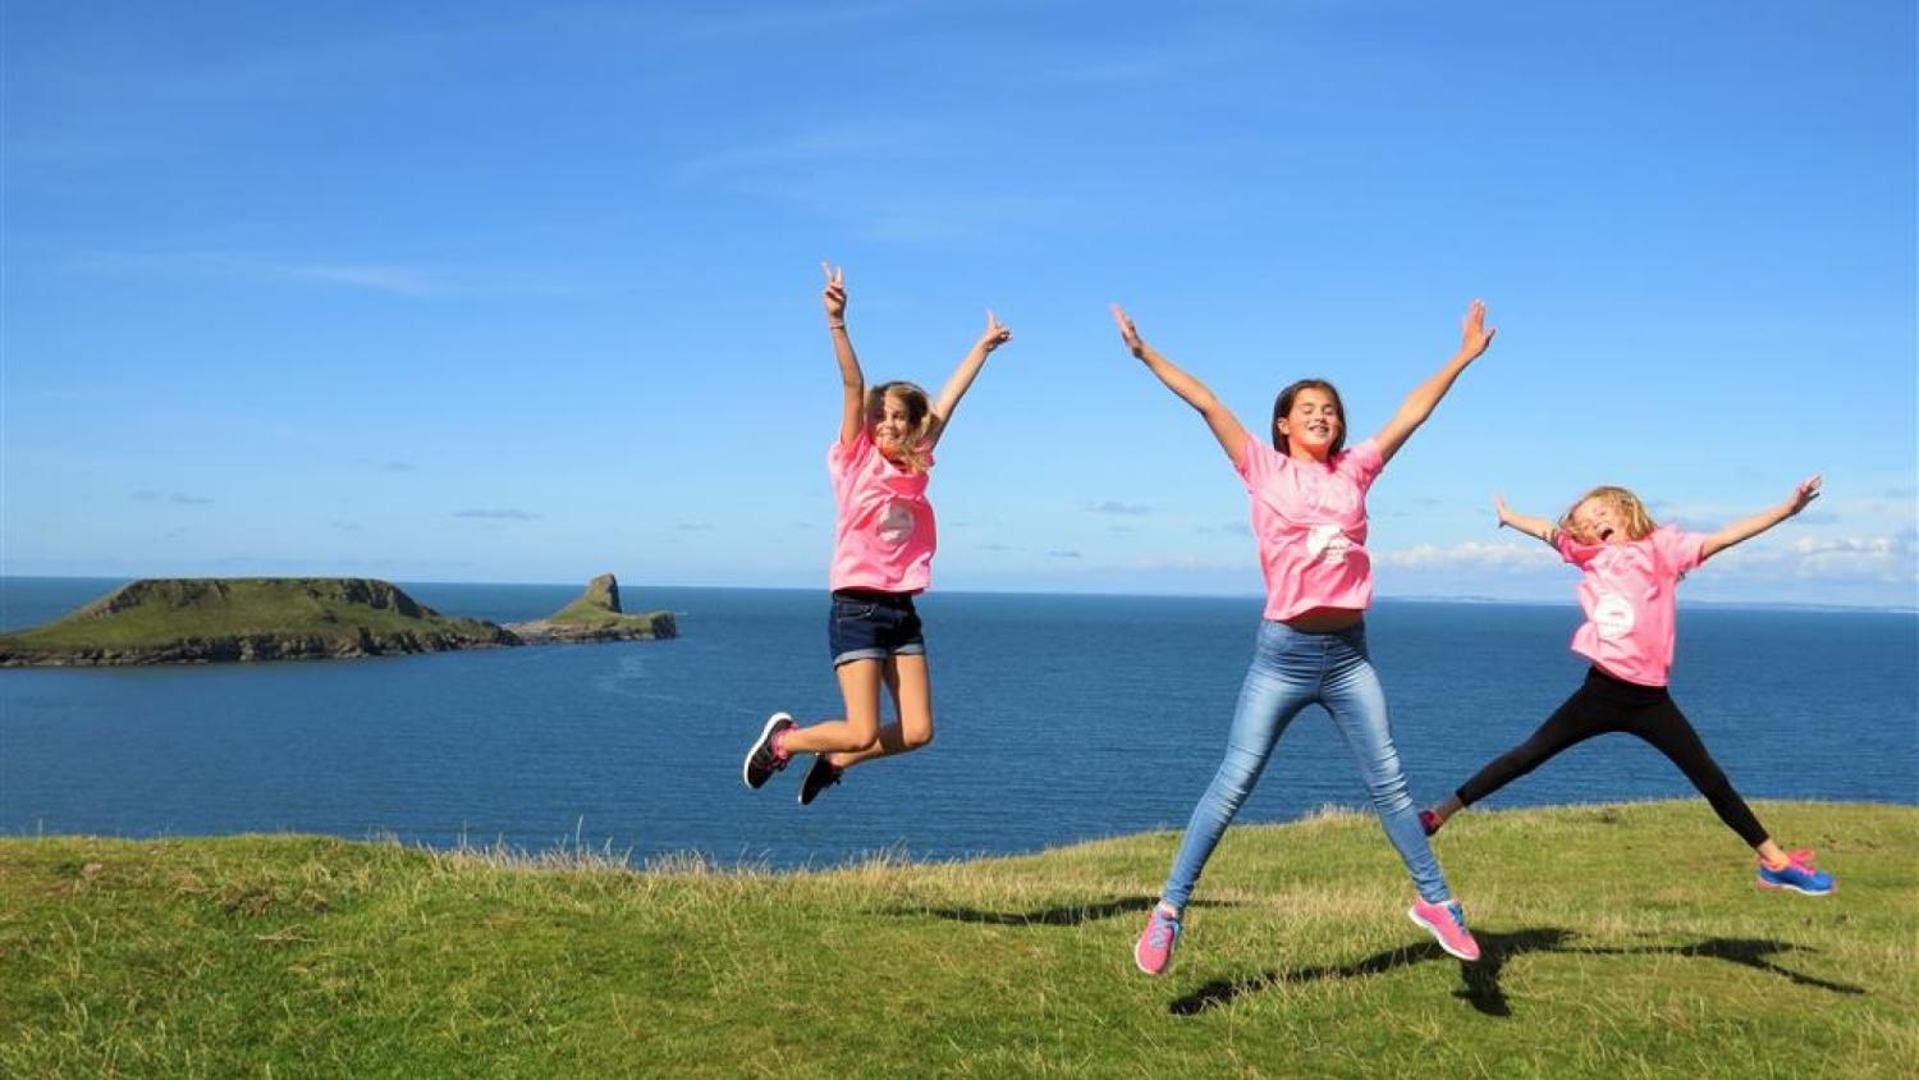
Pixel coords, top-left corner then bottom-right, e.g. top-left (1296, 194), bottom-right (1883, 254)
top-left (506, 573), bottom-right (677, 644)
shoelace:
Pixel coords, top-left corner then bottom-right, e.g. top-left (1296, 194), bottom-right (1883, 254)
top-left (1447, 903), bottom-right (1470, 931)
top-left (1147, 915), bottom-right (1178, 950)
top-left (1785, 848), bottom-right (1819, 870)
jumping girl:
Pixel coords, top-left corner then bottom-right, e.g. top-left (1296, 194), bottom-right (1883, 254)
top-left (1418, 481), bottom-right (1836, 896)
top-left (743, 264), bottom-right (1012, 805)
top-left (1115, 299), bottom-right (1498, 974)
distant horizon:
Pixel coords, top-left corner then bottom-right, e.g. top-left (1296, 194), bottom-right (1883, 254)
top-left (3, 573), bottom-right (1913, 616)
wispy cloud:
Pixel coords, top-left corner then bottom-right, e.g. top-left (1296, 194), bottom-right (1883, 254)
top-left (1087, 500), bottom-right (1151, 516)
top-left (132, 489), bottom-right (213, 505)
top-left (676, 522), bottom-right (714, 532)
top-left (1378, 541), bottom-right (1558, 571)
top-left (454, 508), bottom-right (540, 521)
top-left (77, 249), bottom-right (454, 297)
top-left (1048, 549), bottom-right (1083, 559)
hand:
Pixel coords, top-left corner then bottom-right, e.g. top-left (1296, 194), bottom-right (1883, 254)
top-left (977, 310), bottom-right (1012, 354)
top-left (821, 262), bottom-right (847, 322)
top-left (1785, 474), bottom-right (1822, 516)
top-left (1111, 304), bottom-right (1146, 358)
top-left (1459, 299), bottom-right (1497, 360)
top-left (1493, 492), bottom-right (1513, 528)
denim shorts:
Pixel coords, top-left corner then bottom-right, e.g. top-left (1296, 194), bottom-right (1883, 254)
top-left (828, 589), bottom-right (926, 667)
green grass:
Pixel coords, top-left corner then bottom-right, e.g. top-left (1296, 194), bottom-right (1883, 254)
top-left (1, 801), bottom-right (1911, 1076)
top-left (0, 578), bottom-right (508, 657)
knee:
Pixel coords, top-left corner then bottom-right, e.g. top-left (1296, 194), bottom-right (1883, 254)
top-left (904, 724), bottom-right (934, 750)
top-left (845, 723), bottom-right (881, 754)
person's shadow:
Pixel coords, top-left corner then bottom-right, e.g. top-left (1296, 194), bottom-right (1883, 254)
top-left (898, 895), bottom-right (1236, 927)
top-left (1171, 927), bottom-right (1867, 1018)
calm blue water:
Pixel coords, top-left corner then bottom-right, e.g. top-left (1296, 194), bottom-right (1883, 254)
top-left (2, 578), bottom-right (1913, 868)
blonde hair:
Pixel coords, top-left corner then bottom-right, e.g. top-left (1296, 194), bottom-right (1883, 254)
top-left (1560, 485), bottom-right (1658, 542)
top-left (866, 381), bottom-right (933, 474)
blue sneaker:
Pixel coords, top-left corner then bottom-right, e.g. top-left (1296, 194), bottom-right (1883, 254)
top-left (1756, 849), bottom-right (1834, 896)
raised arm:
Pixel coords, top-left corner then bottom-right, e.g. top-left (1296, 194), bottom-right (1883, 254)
top-left (1701, 475), bottom-right (1822, 561)
top-left (1112, 305), bottom-right (1250, 470)
top-left (1373, 299), bottom-right (1498, 464)
top-left (1494, 493), bottom-right (1558, 546)
top-left (822, 263), bottom-right (865, 445)
top-left (924, 310), bottom-right (1013, 450)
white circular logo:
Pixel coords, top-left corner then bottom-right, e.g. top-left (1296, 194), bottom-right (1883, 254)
top-left (1593, 593), bottom-right (1636, 639)
top-left (877, 501), bottom-right (916, 545)
top-left (1307, 523), bottom-right (1355, 565)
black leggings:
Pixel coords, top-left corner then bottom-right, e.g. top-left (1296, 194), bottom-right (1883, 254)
top-left (1455, 666), bottom-right (1770, 848)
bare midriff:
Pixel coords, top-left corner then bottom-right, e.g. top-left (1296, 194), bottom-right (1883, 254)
top-left (1282, 607), bottom-right (1364, 633)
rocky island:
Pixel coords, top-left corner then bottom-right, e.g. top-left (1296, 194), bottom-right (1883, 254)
top-left (505, 573), bottom-right (676, 644)
top-left (0, 578), bottom-right (518, 667)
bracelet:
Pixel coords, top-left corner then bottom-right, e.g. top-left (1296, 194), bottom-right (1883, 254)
top-left (827, 321), bottom-right (846, 330)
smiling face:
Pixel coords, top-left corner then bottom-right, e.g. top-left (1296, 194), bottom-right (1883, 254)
top-left (1275, 385), bottom-right (1345, 460)
top-left (864, 381), bottom-right (930, 470)
top-left (1571, 497), bottom-right (1628, 545)
top-left (1564, 487), bottom-right (1656, 546)
top-left (871, 391), bottom-right (915, 455)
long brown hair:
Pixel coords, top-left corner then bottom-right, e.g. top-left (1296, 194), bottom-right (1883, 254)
top-left (866, 381), bottom-right (933, 474)
top-left (1271, 378), bottom-right (1347, 456)
top-left (1560, 485), bottom-right (1658, 542)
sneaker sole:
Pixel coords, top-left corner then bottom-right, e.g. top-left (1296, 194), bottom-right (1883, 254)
top-left (1755, 877), bottom-right (1835, 897)
top-left (1407, 907), bottom-right (1481, 963)
top-left (1133, 948), bottom-right (1172, 976)
top-left (742, 713), bottom-right (792, 789)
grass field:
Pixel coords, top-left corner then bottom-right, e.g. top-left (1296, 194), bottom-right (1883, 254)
top-left (1, 801), bottom-right (1911, 1076)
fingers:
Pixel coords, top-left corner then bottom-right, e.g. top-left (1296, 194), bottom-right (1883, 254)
top-left (1110, 303), bottom-right (1137, 338)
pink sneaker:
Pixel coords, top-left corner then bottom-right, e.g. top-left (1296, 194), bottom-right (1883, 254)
top-left (1134, 906), bottom-right (1182, 976)
top-left (1409, 898), bottom-right (1481, 962)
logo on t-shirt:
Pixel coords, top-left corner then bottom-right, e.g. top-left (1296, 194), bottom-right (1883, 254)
top-left (1592, 592), bottom-right (1636, 639)
top-left (1306, 524), bottom-right (1356, 565)
top-left (877, 501), bottom-right (916, 546)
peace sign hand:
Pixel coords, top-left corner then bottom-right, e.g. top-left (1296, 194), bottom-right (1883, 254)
top-left (821, 262), bottom-right (847, 322)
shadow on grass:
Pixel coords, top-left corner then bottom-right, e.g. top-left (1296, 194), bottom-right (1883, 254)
top-left (1171, 928), bottom-right (1866, 1018)
top-left (891, 896), bottom-right (1236, 927)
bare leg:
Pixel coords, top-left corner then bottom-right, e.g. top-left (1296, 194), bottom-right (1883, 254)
top-left (829, 654), bottom-right (934, 769)
top-left (779, 659), bottom-right (884, 755)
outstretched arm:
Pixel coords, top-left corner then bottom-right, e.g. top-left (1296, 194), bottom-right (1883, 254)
top-left (1494, 494), bottom-right (1558, 546)
top-left (924, 311), bottom-right (1012, 450)
top-left (1701, 475), bottom-right (1822, 561)
top-left (822, 263), bottom-right (865, 445)
top-left (1112, 304), bottom-right (1250, 470)
top-left (1374, 299), bottom-right (1498, 464)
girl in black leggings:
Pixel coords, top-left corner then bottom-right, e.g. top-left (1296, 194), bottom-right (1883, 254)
top-left (1421, 482), bottom-right (1835, 896)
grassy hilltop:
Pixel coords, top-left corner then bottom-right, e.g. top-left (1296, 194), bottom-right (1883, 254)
top-left (507, 572), bottom-right (676, 643)
top-left (0, 578), bottom-right (514, 665)
top-left (0, 801), bottom-right (1912, 1076)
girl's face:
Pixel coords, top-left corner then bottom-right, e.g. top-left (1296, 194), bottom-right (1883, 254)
top-left (871, 393), bottom-right (915, 458)
top-left (1571, 497), bottom-right (1629, 545)
top-left (1277, 387), bottom-right (1343, 457)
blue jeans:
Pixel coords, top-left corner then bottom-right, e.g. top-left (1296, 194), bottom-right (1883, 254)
top-left (1160, 619), bottom-right (1451, 910)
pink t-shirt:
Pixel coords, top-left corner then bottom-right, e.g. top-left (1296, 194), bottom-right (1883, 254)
top-left (1555, 525), bottom-right (1707, 687)
top-left (1237, 433), bottom-right (1386, 621)
top-left (827, 429), bottom-right (936, 593)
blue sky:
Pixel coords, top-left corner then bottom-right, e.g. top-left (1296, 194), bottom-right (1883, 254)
top-left (4, 1), bottom-right (1914, 606)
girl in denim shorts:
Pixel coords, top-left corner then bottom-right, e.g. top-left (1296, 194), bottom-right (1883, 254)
top-left (742, 264), bottom-right (1012, 806)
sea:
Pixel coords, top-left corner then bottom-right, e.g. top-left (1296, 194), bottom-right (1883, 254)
top-left (2, 578), bottom-right (1913, 869)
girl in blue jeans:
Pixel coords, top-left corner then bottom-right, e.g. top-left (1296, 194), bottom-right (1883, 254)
top-left (1112, 300), bottom-right (1497, 974)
